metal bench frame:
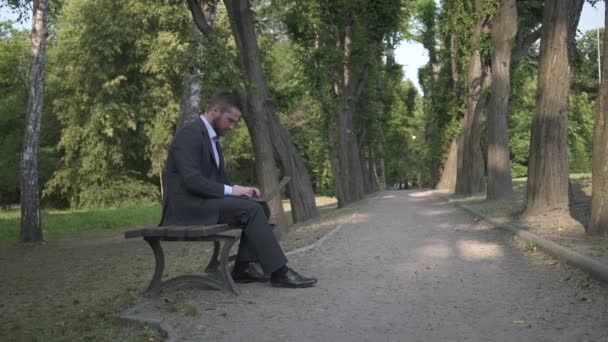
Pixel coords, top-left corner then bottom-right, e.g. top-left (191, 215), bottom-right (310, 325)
top-left (125, 224), bottom-right (241, 295)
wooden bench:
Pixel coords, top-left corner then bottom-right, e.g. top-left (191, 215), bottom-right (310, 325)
top-left (125, 224), bottom-right (242, 295)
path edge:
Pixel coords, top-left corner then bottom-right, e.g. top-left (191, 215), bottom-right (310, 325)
top-left (120, 303), bottom-right (180, 342)
top-left (286, 211), bottom-right (359, 256)
top-left (441, 195), bottom-right (608, 284)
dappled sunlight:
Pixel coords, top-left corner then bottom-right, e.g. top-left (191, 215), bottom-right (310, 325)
top-left (380, 195), bottom-right (398, 199)
top-left (412, 242), bottom-right (453, 260)
top-left (350, 213), bottom-right (370, 225)
top-left (457, 240), bottom-right (504, 261)
top-left (408, 190), bottom-right (440, 198)
top-left (418, 208), bottom-right (458, 216)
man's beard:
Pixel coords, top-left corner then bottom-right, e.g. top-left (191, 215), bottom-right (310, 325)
top-left (212, 121), bottom-right (226, 136)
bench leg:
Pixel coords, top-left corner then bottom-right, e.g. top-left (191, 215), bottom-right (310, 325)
top-left (143, 236), bottom-right (240, 295)
top-left (144, 237), bottom-right (164, 293)
top-left (204, 241), bottom-right (221, 273)
top-left (219, 236), bottom-right (241, 295)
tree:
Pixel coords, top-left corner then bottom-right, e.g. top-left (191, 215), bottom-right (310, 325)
top-left (486, 0), bottom-right (516, 200)
top-left (47, 0), bottom-right (187, 208)
top-left (455, 0), bottom-right (493, 195)
top-left (177, 0), bottom-right (218, 132)
top-left (305, 0), bottom-right (406, 206)
top-left (524, 0), bottom-right (583, 217)
top-left (19, 0), bottom-right (49, 242)
top-left (589, 3), bottom-right (608, 236)
top-left (221, 0), bottom-right (319, 230)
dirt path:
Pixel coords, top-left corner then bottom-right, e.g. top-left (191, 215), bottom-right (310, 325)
top-left (148, 191), bottom-right (608, 341)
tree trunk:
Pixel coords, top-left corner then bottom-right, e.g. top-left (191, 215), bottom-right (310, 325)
top-left (377, 122), bottom-right (386, 191)
top-left (176, 25), bottom-right (206, 132)
top-left (455, 0), bottom-right (489, 195)
top-left (450, 33), bottom-right (460, 98)
top-left (486, 0), bottom-right (516, 200)
top-left (181, 1), bottom-right (220, 132)
top-left (224, 0), bottom-right (318, 230)
top-left (330, 17), bottom-right (369, 206)
top-left (19, 0), bottom-right (49, 243)
top-left (524, 0), bottom-right (572, 216)
top-left (326, 114), bottom-right (346, 207)
top-left (223, 0), bottom-right (287, 233)
top-left (589, 4), bottom-right (608, 236)
top-left (266, 112), bottom-right (320, 222)
top-left (437, 137), bottom-right (459, 192)
top-left (437, 4), bottom-right (461, 192)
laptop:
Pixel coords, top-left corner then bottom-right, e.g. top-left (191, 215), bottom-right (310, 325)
top-left (230, 176), bottom-right (291, 203)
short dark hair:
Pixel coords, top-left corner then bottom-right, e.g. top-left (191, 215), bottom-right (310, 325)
top-left (207, 92), bottom-right (243, 113)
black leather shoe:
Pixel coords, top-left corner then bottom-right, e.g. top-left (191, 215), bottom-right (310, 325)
top-left (232, 262), bottom-right (270, 283)
top-left (270, 268), bottom-right (318, 288)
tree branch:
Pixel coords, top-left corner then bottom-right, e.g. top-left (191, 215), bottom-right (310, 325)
top-left (187, 0), bottom-right (211, 36)
top-left (512, 26), bottom-right (541, 64)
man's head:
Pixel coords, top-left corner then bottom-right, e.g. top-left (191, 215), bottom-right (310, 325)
top-left (203, 92), bottom-right (243, 136)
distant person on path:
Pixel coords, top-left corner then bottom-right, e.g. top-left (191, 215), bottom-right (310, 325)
top-left (160, 92), bottom-right (317, 288)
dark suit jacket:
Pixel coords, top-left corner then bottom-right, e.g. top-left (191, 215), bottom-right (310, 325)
top-left (160, 120), bottom-right (230, 226)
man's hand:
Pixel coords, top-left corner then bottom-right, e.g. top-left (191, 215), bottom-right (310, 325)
top-left (232, 185), bottom-right (261, 198)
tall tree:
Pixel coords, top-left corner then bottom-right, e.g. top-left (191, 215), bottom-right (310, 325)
top-left (486, 0), bottom-right (516, 200)
top-left (221, 0), bottom-right (319, 229)
top-left (455, 0), bottom-right (492, 195)
top-left (524, 0), bottom-right (582, 216)
top-left (434, 0), bottom-right (461, 192)
top-left (589, 3), bottom-right (608, 236)
top-left (19, 0), bottom-right (49, 242)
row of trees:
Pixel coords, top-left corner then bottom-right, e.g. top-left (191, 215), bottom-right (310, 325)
top-left (3, 0), bottom-right (425, 241)
top-left (415, 0), bottom-right (607, 236)
top-left (3, 0), bottom-right (607, 242)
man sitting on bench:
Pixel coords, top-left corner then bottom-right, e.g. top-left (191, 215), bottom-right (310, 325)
top-left (159, 91), bottom-right (317, 289)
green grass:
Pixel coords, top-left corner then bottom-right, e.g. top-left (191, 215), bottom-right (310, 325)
top-left (0, 204), bottom-right (162, 242)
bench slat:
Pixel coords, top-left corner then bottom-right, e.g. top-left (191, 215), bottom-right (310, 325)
top-left (124, 224), bottom-right (232, 239)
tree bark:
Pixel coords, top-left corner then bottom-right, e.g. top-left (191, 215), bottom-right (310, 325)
top-left (223, 0), bottom-right (318, 230)
top-left (450, 32), bottom-right (461, 98)
top-left (437, 3), bottom-right (461, 192)
top-left (377, 122), bottom-right (387, 191)
top-left (455, 0), bottom-right (489, 195)
top-left (330, 15), bottom-right (369, 206)
top-left (266, 112), bottom-right (320, 222)
top-left (589, 4), bottom-right (608, 236)
top-left (19, 0), bottom-right (49, 243)
top-left (176, 25), bottom-right (207, 132)
top-left (486, 0), bottom-right (516, 200)
top-left (524, 0), bottom-right (572, 216)
top-left (437, 137), bottom-right (459, 192)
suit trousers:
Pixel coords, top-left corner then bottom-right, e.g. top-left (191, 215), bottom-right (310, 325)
top-left (215, 196), bottom-right (287, 274)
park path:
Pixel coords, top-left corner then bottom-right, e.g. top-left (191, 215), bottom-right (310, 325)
top-left (166, 191), bottom-right (608, 341)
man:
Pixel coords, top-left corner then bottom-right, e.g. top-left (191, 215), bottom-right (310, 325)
top-left (160, 92), bottom-right (317, 288)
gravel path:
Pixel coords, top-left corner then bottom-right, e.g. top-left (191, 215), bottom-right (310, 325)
top-left (154, 191), bottom-right (608, 341)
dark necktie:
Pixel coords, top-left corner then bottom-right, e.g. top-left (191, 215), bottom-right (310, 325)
top-left (213, 136), bottom-right (222, 167)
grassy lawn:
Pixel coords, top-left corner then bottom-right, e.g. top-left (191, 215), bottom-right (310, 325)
top-left (0, 196), bottom-right (350, 341)
top-left (0, 204), bottom-right (162, 242)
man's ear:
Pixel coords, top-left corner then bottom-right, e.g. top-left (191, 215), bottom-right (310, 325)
top-left (209, 105), bottom-right (221, 118)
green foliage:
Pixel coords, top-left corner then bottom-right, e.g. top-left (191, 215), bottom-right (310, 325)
top-left (384, 79), bottom-right (427, 186)
top-left (45, 0), bottom-right (191, 208)
top-left (508, 63), bottom-right (536, 177)
top-left (568, 92), bottom-right (595, 173)
top-left (572, 28), bottom-right (604, 98)
top-left (0, 23), bottom-right (29, 207)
